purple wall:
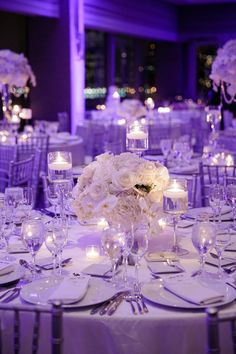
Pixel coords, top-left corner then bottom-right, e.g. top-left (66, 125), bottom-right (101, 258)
top-left (178, 4), bottom-right (236, 41)
top-left (84, 0), bottom-right (178, 41)
top-left (28, 1), bottom-right (71, 122)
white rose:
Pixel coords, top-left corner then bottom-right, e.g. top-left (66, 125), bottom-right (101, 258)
top-left (112, 168), bottom-right (136, 191)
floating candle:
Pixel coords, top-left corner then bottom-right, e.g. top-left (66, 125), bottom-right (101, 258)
top-left (48, 152), bottom-right (72, 171)
top-left (86, 246), bottom-right (100, 259)
top-left (126, 131), bottom-right (148, 140)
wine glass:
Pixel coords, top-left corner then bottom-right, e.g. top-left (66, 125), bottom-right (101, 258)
top-left (214, 226), bottom-right (231, 279)
top-left (163, 179), bottom-right (189, 256)
top-left (129, 222), bottom-right (149, 294)
top-left (0, 216), bottom-right (14, 254)
top-left (225, 179), bottom-right (236, 230)
top-left (4, 187), bottom-right (23, 223)
top-left (21, 219), bottom-right (45, 279)
top-left (47, 181), bottom-right (60, 216)
top-left (192, 219), bottom-right (216, 278)
top-left (45, 220), bottom-right (68, 276)
top-left (205, 105), bottom-right (222, 133)
top-left (101, 225), bottom-right (126, 286)
top-left (208, 184), bottom-right (226, 226)
top-left (20, 187), bottom-right (34, 219)
top-left (160, 139), bottom-right (172, 160)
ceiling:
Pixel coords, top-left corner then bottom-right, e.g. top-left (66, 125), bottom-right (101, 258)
top-left (165, 0), bottom-right (236, 4)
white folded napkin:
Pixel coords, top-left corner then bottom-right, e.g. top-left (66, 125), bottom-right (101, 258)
top-left (145, 251), bottom-right (179, 262)
top-left (148, 262), bottom-right (183, 274)
top-left (48, 275), bottom-right (90, 304)
top-left (0, 259), bottom-right (15, 276)
top-left (164, 277), bottom-right (225, 305)
top-left (82, 264), bottom-right (112, 277)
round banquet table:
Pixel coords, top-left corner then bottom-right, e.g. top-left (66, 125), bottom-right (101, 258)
top-left (0, 213), bottom-right (235, 354)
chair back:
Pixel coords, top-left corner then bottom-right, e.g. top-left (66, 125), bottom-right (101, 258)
top-left (0, 302), bottom-right (63, 354)
top-left (206, 307), bottom-right (236, 354)
top-left (16, 134), bottom-right (49, 175)
top-left (0, 145), bottom-right (17, 192)
top-left (199, 162), bottom-right (236, 206)
top-left (8, 155), bottom-right (35, 188)
top-left (187, 174), bottom-right (198, 209)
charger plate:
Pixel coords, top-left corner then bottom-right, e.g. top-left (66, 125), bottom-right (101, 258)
top-left (20, 276), bottom-right (117, 308)
top-left (141, 279), bottom-right (235, 310)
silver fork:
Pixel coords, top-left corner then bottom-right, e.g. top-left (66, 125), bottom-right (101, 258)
top-left (0, 278), bottom-right (30, 303)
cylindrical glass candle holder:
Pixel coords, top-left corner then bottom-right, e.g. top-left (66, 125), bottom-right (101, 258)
top-left (48, 151), bottom-right (72, 182)
top-left (126, 121), bottom-right (148, 156)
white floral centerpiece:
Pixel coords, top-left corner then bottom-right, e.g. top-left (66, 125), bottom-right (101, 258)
top-left (0, 49), bottom-right (36, 90)
top-left (73, 152), bottom-right (169, 231)
top-left (210, 39), bottom-right (236, 103)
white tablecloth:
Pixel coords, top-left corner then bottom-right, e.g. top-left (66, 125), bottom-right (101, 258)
top-left (0, 218), bottom-right (234, 354)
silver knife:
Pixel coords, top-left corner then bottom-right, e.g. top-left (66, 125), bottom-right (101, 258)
top-left (90, 293), bottom-right (119, 315)
top-left (107, 294), bottom-right (125, 316)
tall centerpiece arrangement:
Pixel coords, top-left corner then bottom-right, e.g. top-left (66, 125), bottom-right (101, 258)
top-left (210, 39), bottom-right (236, 104)
top-left (0, 49), bottom-right (36, 123)
top-left (73, 152), bottom-right (169, 232)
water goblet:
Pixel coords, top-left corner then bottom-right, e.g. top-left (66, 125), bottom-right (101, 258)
top-left (4, 187), bottom-right (23, 223)
top-left (20, 187), bottom-right (34, 219)
top-left (45, 220), bottom-right (68, 276)
top-left (101, 226), bottom-right (126, 286)
top-left (21, 219), bottom-right (45, 279)
top-left (160, 139), bottom-right (172, 160)
top-left (205, 105), bottom-right (222, 134)
top-left (214, 226), bottom-right (231, 279)
top-left (192, 220), bottom-right (216, 278)
top-left (209, 184), bottom-right (226, 226)
top-left (47, 181), bottom-right (60, 216)
top-left (129, 222), bottom-right (149, 294)
top-left (163, 179), bottom-right (189, 256)
top-left (225, 179), bottom-right (236, 230)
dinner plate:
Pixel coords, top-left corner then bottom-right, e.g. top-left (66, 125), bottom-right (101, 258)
top-left (0, 265), bottom-right (24, 286)
top-left (184, 206), bottom-right (232, 221)
top-left (141, 279), bottom-right (235, 309)
top-left (20, 276), bottom-right (117, 308)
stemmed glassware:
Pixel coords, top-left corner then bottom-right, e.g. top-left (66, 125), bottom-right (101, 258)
top-left (4, 187), bottom-right (23, 223)
top-left (160, 139), bottom-right (172, 162)
top-left (214, 227), bottom-right (231, 279)
top-left (19, 187), bottom-right (34, 219)
top-left (205, 105), bottom-right (222, 134)
top-left (163, 179), bottom-right (189, 256)
top-left (101, 225), bottom-right (126, 286)
top-left (225, 178), bottom-right (236, 230)
top-left (21, 219), bottom-right (45, 279)
top-left (45, 219), bottom-right (68, 276)
top-left (192, 219), bottom-right (216, 278)
top-left (209, 184), bottom-right (226, 226)
top-left (129, 222), bottom-right (149, 294)
top-left (47, 181), bottom-right (60, 216)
